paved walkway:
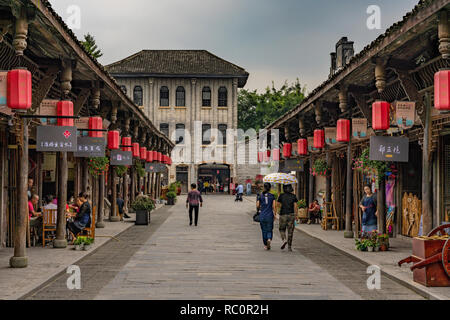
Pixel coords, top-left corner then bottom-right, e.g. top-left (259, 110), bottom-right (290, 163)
top-left (24, 195), bottom-right (423, 300)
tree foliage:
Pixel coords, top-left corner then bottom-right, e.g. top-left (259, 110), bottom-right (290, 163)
top-left (81, 33), bottom-right (103, 59)
top-left (238, 79), bottom-right (306, 132)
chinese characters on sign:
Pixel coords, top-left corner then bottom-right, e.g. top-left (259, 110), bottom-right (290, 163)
top-left (145, 163), bottom-right (166, 173)
top-left (74, 137), bottom-right (106, 158)
top-left (394, 101), bottom-right (415, 130)
top-left (110, 150), bottom-right (132, 166)
top-left (281, 159), bottom-right (304, 173)
top-left (369, 136), bottom-right (409, 162)
top-left (36, 126), bottom-right (77, 152)
top-left (352, 118), bottom-right (368, 139)
top-left (325, 127), bottom-right (337, 145)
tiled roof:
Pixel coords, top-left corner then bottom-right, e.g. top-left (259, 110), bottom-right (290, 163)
top-left (105, 50), bottom-right (249, 86)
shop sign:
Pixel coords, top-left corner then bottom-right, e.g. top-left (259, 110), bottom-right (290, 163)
top-left (307, 137), bottom-right (319, 153)
top-left (369, 136), bottom-right (409, 162)
top-left (352, 118), bottom-right (367, 139)
top-left (325, 127), bottom-right (337, 145)
top-left (145, 162), bottom-right (166, 173)
top-left (0, 71), bottom-right (7, 107)
top-left (281, 159), bottom-right (304, 172)
top-left (36, 126), bottom-right (77, 152)
top-left (74, 137), bottom-right (106, 158)
top-left (110, 150), bottom-right (132, 166)
top-left (394, 101), bottom-right (415, 130)
top-left (38, 99), bottom-right (58, 125)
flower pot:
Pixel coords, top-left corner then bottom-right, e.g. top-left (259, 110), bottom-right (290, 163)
top-left (135, 209), bottom-right (149, 225)
top-left (74, 244), bottom-right (83, 251)
top-left (374, 246), bottom-right (380, 252)
top-left (380, 244), bottom-right (387, 251)
top-left (83, 244), bottom-right (92, 251)
top-left (367, 246), bottom-right (374, 252)
top-left (177, 187), bottom-right (181, 196)
top-left (167, 198), bottom-right (175, 205)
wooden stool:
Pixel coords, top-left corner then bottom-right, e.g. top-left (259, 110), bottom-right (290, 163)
top-left (322, 202), bottom-right (340, 231)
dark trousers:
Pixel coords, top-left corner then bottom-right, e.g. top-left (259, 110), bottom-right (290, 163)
top-left (260, 219), bottom-right (273, 246)
top-left (189, 205), bottom-right (199, 225)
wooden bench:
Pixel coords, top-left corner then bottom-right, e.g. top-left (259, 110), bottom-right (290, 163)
top-left (42, 208), bottom-right (57, 247)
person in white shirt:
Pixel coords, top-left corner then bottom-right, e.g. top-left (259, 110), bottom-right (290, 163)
top-left (44, 195), bottom-right (57, 210)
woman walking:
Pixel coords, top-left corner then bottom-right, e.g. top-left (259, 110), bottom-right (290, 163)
top-left (256, 183), bottom-right (276, 250)
top-left (359, 184), bottom-right (378, 233)
top-left (276, 184), bottom-right (298, 251)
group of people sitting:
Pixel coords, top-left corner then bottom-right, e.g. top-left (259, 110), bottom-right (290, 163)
top-left (27, 191), bottom-right (92, 245)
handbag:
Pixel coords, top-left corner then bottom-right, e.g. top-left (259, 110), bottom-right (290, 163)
top-left (253, 212), bottom-right (260, 222)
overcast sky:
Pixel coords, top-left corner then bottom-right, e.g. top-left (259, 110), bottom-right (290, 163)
top-left (49, 0), bottom-right (419, 93)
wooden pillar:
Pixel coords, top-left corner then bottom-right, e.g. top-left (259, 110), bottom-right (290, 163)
top-left (96, 173), bottom-right (105, 228)
top-left (344, 134), bottom-right (354, 238)
top-left (110, 167), bottom-right (120, 222)
top-left (308, 157), bottom-right (314, 205)
top-left (296, 171), bottom-right (301, 199)
top-left (10, 117), bottom-right (28, 268)
top-left (422, 92), bottom-right (433, 234)
top-left (130, 164), bottom-right (136, 207)
top-left (123, 170), bottom-right (129, 213)
top-left (53, 151), bottom-right (68, 248)
top-left (82, 158), bottom-right (89, 193)
top-left (377, 176), bottom-right (386, 234)
top-left (326, 152), bottom-right (332, 203)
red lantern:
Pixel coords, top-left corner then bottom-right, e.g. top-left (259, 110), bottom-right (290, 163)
top-left (158, 152), bottom-right (163, 162)
top-left (122, 137), bottom-right (132, 152)
top-left (57, 100), bottom-right (74, 126)
top-left (337, 119), bottom-right (350, 142)
top-left (297, 139), bottom-right (308, 155)
top-left (168, 157), bottom-right (172, 165)
top-left (272, 148), bottom-right (280, 161)
top-left (7, 68), bottom-right (32, 110)
top-left (314, 129), bottom-right (325, 149)
top-left (434, 70), bottom-right (450, 111)
top-left (163, 155), bottom-right (169, 164)
top-left (257, 152), bottom-right (263, 163)
top-left (283, 143), bottom-right (292, 158)
top-left (146, 150), bottom-right (153, 162)
top-left (88, 117), bottom-right (103, 137)
top-left (132, 143), bottom-right (140, 158)
top-left (140, 147), bottom-right (147, 160)
top-left (263, 150), bottom-right (271, 162)
top-left (107, 130), bottom-right (120, 150)
top-left (150, 151), bottom-right (157, 162)
top-left (372, 101), bottom-right (390, 130)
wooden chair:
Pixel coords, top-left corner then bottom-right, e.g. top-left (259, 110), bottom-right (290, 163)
top-left (77, 206), bottom-right (96, 239)
top-left (321, 202), bottom-right (340, 231)
top-left (42, 208), bottom-right (57, 247)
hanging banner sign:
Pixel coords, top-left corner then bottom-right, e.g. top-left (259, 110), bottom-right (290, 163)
top-left (281, 159), bottom-right (304, 172)
top-left (110, 150), bottom-right (132, 166)
top-left (394, 101), bottom-right (415, 130)
top-left (36, 126), bottom-right (77, 152)
top-left (38, 99), bottom-right (58, 125)
top-left (74, 117), bottom-right (91, 137)
top-left (0, 71), bottom-right (7, 107)
top-left (352, 118), bottom-right (367, 139)
top-left (325, 127), bottom-right (337, 145)
top-left (307, 137), bottom-right (319, 153)
top-left (369, 136), bottom-right (409, 162)
top-left (74, 137), bottom-right (106, 158)
top-left (145, 162), bottom-right (166, 173)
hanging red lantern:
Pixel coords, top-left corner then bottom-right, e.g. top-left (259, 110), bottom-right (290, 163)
top-left (158, 152), bottom-right (163, 162)
top-left (313, 130), bottom-right (325, 149)
top-left (57, 100), bottom-right (74, 126)
top-left (337, 119), bottom-right (350, 142)
top-left (263, 150), bottom-right (271, 162)
top-left (140, 147), bottom-right (147, 160)
top-left (434, 70), bottom-right (450, 111)
top-left (297, 139), bottom-right (308, 155)
top-left (132, 143), bottom-right (140, 158)
top-left (146, 150), bottom-right (153, 162)
top-left (372, 101), bottom-right (390, 130)
top-left (272, 148), bottom-right (280, 161)
top-left (283, 143), bottom-right (292, 158)
top-left (7, 68), bottom-right (32, 110)
top-left (88, 117), bottom-right (103, 137)
top-left (257, 152), bottom-right (263, 163)
top-left (168, 157), bottom-right (172, 165)
top-left (150, 151), bottom-right (157, 162)
top-left (122, 137), bottom-right (132, 152)
top-left (107, 130), bottom-right (120, 150)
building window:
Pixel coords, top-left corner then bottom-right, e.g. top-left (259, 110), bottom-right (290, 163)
top-left (202, 124), bottom-right (211, 145)
top-left (218, 86), bottom-right (228, 107)
top-left (120, 85), bottom-right (127, 95)
top-left (218, 124), bottom-right (227, 145)
top-left (160, 123), bottom-right (169, 137)
top-left (133, 86), bottom-right (143, 106)
top-left (160, 86), bottom-right (169, 106)
top-left (176, 86), bottom-right (185, 107)
top-left (202, 87), bottom-right (211, 107)
top-left (175, 123), bottom-right (185, 144)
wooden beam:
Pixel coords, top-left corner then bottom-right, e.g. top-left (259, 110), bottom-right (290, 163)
top-left (73, 88), bottom-right (91, 115)
top-left (349, 92), bottom-right (372, 126)
top-left (31, 65), bottom-right (59, 112)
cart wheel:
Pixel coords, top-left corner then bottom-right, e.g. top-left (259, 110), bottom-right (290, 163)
top-left (443, 238), bottom-right (450, 278)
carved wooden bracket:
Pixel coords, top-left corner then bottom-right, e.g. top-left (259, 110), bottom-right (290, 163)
top-left (298, 116), bottom-right (305, 137)
top-left (349, 91), bottom-right (372, 126)
top-left (314, 102), bottom-right (323, 125)
top-left (438, 10), bottom-right (450, 59)
top-left (31, 65), bottom-right (59, 113)
top-left (73, 88), bottom-right (90, 115)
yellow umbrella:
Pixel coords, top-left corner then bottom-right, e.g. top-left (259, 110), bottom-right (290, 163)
top-left (263, 173), bottom-right (298, 185)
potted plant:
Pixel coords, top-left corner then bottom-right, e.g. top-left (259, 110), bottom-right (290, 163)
top-left (131, 195), bottom-right (155, 225)
top-left (83, 237), bottom-right (94, 250)
top-left (378, 234), bottom-right (390, 251)
top-left (175, 181), bottom-right (182, 195)
top-left (73, 237), bottom-right (84, 251)
top-left (166, 191), bottom-right (177, 205)
top-left (355, 238), bottom-right (367, 251)
top-left (297, 199), bottom-right (308, 221)
top-left (310, 159), bottom-right (331, 177)
top-left (367, 239), bottom-right (375, 252)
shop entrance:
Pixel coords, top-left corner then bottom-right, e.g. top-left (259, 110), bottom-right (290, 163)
top-left (176, 166), bottom-right (189, 194)
top-left (198, 163), bottom-right (230, 194)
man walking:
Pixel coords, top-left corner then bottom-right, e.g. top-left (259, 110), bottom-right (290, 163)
top-left (186, 183), bottom-right (203, 226)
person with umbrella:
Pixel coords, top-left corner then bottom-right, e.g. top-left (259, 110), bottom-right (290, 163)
top-left (256, 182), bottom-right (276, 250)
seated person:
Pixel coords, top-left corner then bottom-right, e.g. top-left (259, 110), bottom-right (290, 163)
top-left (67, 193), bottom-right (91, 237)
top-left (307, 200), bottom-right (321, 224)
top-left (29, 194), bottom-right (43, 239)
top-left (44, 195), bottom-right (57, 210)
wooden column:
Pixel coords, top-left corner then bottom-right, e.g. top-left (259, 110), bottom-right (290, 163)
top-left (110, 167), bottom-right (119, 222)
top-left (130, 164), bottom-right (135, 208)
top-left (53, 151), bottom-right (68, 248)
top-left (96, 173), bottom-right (105, 228)
top-left (422, 92), bottom-right (433, 234)
top-left (326, 152), bottom-right (332, 203)
top-left (344, 133), bottom-right (354, 238)
top-left (82, 158), bottom-right (89, 193)
top-left (10, 117), bottom-right (28, 268)
top-left (377, 176), bottom-right (386, 234)
top-left (308, 157), bottom-right (314, 205)
top-left (123, 170), bottom-right (129, 213)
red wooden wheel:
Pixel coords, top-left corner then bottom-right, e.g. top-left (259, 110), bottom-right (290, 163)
top-left (443, 238), bottom-right (450, 278)
top-left (427, 224), bottom-right (450, 237)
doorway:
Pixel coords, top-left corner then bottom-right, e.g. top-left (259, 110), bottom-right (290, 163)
top-left (176, 166), bottom-right (189, 194)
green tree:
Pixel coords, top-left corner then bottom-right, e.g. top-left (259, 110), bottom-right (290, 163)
top-left (81, 33), bottom-right (103, 59)
top-left (238, 79), bottom-right (306, 132)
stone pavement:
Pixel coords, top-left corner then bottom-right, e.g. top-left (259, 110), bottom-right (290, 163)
top-left (24, 194), bottom-right (424, 300)
top-left (244, 195), bottom-right (450, 300)
top-left (0, 203), bottom-right (164, 300)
